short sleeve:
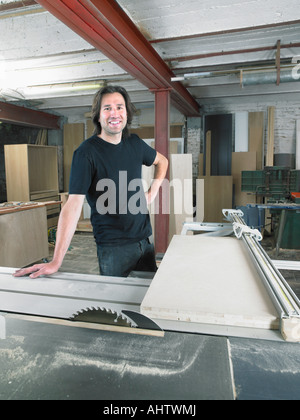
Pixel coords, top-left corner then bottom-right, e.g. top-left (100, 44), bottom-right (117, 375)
top-left (140, 139), bottom-right (157, 167)
top-left (69, 149), bottom-right (93, 195)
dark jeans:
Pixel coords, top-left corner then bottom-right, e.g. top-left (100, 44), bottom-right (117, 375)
top-left (97, 237), bottom-right (157, 277)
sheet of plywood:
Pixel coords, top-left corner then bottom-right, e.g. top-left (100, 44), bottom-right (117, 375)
top-left (63, 123), bottom-right (85, 191)
top-left (4, 144), bottom-right (30, 202)
top-left (169, 154), bottom-right (193, 240)
top-left (235, 111), bottom-right (248, 152)
top-left (151, 140), bottom-right (178, 154)
top-left (0, 206), bottom-right (48, 267)
top-left (141, 235), bottom-right (279, 330)
top-left (198, 153), bottom-right (204, 176)
top-left (248, 112), bottom-right (264, 170)
top-left (143, 154), bottom-right (193, 241)
top-left (232, 152), bottom-right (256, 207)
top-left (266, 106), bottom-right (275, 167)
top-left (198, 176), bottom-right (232, 223)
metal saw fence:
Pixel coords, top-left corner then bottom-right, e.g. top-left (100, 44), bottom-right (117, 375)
top-left (222, 209), bottom-right (300, 321)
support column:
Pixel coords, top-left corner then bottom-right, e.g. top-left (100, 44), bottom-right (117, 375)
top-left (152, 88), bottom-right (171, 255)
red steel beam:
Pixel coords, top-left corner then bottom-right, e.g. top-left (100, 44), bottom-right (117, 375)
top-left (36, 0), bottom-right (200, 116)
top-left (0, 101), bottom-right (61, 129)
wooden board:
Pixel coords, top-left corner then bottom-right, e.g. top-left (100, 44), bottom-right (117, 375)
top-left (235, 111), bottom-right (248, 152)
top-left (4, 144), bottom-right (59, 202)
top-left (63, 123), bottom-right (85, 191)
top-left (143, 154), bottom-right (193, 241)
top-left (4, 144), bottom-right (29, 202)
top-left (141, 235), bottom-right (279, 330)
top-left (169, 154), bottom-right (193, 240)
top-left (0, 206), bottom-right (48, 267)
top-left (266, 106), bottom-right (275, 166)
top-left (248, 111), bottom-right (264, 170)
top-left (27, 145), bottom-right (59, 193)
top-left (198, 176), bottom-right (233, 223)
top-left (232, 152), bottom-right (256, 207)
top-left (198, 153), bottom-right (204, 176)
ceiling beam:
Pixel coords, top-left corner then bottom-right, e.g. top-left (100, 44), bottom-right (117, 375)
top-left (150, 20), bottom-right (300, 44)
top-left (166, 42), bottom-right (300, 64)
top-left (35, 0), bottom-right (200, 116)
top-left (0, 0), bottom-right (38, 12)
top-left (0, 101), bottom-right (61, 129)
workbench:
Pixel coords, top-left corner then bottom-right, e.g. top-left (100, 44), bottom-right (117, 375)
top-left (245, 203), bottom-right (300, 254)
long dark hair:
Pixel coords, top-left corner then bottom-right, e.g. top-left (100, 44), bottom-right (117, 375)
top-left (92, 85), bottom-right (135, 138)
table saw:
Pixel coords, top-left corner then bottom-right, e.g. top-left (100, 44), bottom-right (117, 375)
top-left (1, 209), bottom-right (300, 400)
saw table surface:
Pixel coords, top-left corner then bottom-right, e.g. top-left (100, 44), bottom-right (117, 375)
top-left (1, 313), bottom-right (300, 400)
top-left (0, 314), bottom-right (234, 400)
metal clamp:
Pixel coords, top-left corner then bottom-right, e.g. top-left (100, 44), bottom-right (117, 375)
top-left (233, 222), bottom-right (263, 241)
top-left (222, 209), bottom-right (244, 221)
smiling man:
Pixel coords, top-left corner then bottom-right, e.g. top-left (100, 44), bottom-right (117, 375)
top-left (99, 91), bottom-right (127, 141)
top-left (14, 86), bottom-right (168, 279)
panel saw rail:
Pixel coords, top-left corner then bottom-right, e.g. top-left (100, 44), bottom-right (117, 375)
top-left (223, 209), bottom-right (300, 342)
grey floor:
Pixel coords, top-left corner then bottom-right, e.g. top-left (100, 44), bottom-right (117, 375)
top-left (262, 236), bottom-right (300, 298)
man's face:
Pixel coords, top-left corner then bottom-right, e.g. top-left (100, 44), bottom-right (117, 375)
top-left (99, 92), bottom-right (127, 138)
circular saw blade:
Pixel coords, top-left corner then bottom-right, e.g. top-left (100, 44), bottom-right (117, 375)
top-left (70, 307), bottom-right (135, 328)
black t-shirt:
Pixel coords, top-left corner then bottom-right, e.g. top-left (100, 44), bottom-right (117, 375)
top-left (69, 133), bottom-right (157, 246)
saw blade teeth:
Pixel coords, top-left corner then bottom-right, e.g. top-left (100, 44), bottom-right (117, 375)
top-left (70, 309), bottom-right (83, 319)
top-left (69, 306), bottom-right (135, 327)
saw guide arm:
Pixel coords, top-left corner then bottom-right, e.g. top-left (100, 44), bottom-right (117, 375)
top-left (223, 209), bottom-right (300, 342)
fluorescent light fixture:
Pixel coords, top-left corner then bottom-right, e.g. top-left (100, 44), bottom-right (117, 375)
top-left (171, 72), bottom-right (212, 82)
top-left (26, 81), bottom-right (106, 95)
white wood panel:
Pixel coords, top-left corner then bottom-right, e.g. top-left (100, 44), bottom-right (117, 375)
top-left (0, 206), bottom-right (48, 267)
top-left (169, 154), bottom-right (193, 240)
top-left (235, 111), bottom-right (248, 152)
top-left (141, 235), bottom-right (279, 330)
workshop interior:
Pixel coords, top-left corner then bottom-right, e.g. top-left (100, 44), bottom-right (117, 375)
top-left (0, 0), bottom-right (300, 401)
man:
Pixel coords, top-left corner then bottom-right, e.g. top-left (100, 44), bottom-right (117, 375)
top-left (14, 86), bottom-right (168, 279)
